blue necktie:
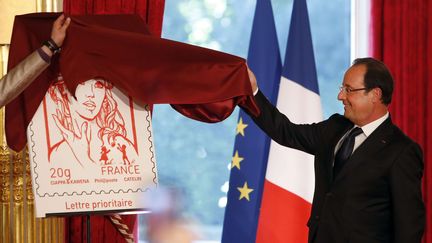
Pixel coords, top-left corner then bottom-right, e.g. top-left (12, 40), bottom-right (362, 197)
top-left (333, 127), bottom-right (363, 177)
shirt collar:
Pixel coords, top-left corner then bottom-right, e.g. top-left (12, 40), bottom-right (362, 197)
top-left (356, 112), bottom-right (389, 137)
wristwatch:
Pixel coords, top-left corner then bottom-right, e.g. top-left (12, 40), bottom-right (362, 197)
top-left (42, 39), bottom-right (61, 55)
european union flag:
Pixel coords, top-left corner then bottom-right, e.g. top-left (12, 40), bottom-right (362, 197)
top-left (221, 0), bottom-right (282, 241)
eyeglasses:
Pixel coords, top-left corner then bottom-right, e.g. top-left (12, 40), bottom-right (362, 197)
top-left (339, 86), bottom-right (369, 94)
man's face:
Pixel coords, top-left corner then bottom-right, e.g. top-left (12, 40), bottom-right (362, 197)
top-left (338, 64), bottom-right (377, 126)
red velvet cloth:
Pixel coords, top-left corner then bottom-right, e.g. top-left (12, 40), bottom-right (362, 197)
top-left (371, 1), bottom-right (431, 242)
top-left (60, 15), bottom-right (256, 120)
top-left (5, 13), bottom-right (258, 152)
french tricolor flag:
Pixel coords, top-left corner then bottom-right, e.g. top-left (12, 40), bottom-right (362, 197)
top-left (257, 0), bottom-right (323, 241)
top-left (222, 0), bottom-right (322, 242)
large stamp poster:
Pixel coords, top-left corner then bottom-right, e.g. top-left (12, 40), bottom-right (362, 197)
top-left (27, 77), bottom-right (158, 217)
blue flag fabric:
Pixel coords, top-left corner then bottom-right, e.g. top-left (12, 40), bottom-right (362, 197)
top-left (282, 0), bottom-right (319, 93)
top-left (221, 0), bottom-right (282, 242)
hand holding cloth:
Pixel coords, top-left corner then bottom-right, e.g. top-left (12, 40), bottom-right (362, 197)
top-left (6, 13), bottom-right (259, 151)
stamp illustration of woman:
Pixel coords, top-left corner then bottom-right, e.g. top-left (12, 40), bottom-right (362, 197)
top-left (48, 76), bottom-right (138, 168)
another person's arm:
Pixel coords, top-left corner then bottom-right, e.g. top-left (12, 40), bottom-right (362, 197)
top-left (0, 14), bottom-right (70, 108)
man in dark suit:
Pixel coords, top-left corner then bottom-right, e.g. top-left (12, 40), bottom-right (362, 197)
top-left (246, 58), bottom-right (425, 243)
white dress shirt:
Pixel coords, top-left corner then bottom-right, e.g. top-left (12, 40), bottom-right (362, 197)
top-left (335, 112), bottom-right (390, 155)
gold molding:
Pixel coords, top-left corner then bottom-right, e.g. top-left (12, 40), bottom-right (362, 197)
top-left (0, 1), bottom-right (37, 45)
top-left (0, 1), bottom-right (64, 242)
top-left (0, 0), bottom-right (63, 44)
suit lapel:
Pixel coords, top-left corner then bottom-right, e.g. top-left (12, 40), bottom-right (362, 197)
top-left (333, 117), bottom-right (394, 183)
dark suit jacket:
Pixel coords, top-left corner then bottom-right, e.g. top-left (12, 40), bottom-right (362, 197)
top-left (250, 91), bottom-right (425, 243)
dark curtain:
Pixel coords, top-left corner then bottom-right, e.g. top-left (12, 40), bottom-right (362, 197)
top-left (62, 1), bottom-right (165, 242)
top-left (371, 1), bottom-right (432, 242)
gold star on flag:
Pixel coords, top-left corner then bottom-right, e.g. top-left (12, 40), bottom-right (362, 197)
top-left (236, 117), bottom-right (248, 136)
top-left (237, 182), bottom-right (254, 201)
top-left (231, 150), bottom-right (244, 170)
